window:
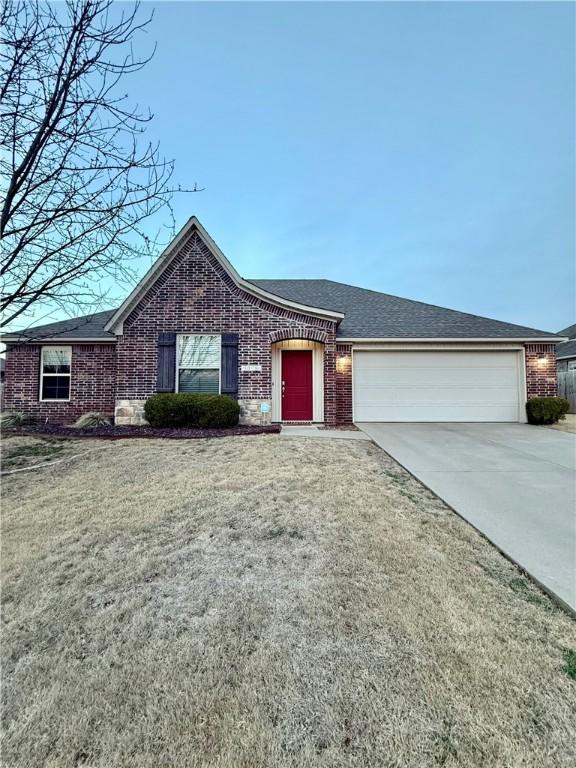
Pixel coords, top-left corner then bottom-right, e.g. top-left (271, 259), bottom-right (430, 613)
top-left (177, 335), bottom-right (220, 394)
top-left (40, 346), bottom-right (71, 401)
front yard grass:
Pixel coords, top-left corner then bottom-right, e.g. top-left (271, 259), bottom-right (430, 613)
top-left (1, 435), bottom-right (575, 767)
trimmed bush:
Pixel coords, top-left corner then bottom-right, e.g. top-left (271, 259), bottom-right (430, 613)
top-left (197, 395), bottom-right (241, 429)
top-left (526, 397), bottom-right (570, 425)
top-left (73, 412), bottom-right (112, 428)
top-left (144, 393), bottom-right (239, 429)
top-left (0, 411), bottom-right (35, 428)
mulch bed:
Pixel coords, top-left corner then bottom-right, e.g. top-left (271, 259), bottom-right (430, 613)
top-left (5, 424), bottom-right (281, 440)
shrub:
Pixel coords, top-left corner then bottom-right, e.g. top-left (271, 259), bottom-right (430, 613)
top-left (197, 395), bottom-right (240, 429)
top-left (144, 393), bottom-right (239, 429)
top-left (526, 397), bottom-right (570, 425)
top-left (0, 411), bottom-right (34, 428)
top-left (73, 412), bottom-right (112, 428)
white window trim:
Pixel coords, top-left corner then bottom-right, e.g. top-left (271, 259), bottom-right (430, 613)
top-left (39, 345), bottom-right (72, 402)
top-left (175, 334), bottom-right (222, 394)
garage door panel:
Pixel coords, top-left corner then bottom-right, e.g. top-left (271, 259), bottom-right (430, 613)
top-left (354, 367), bottom-right (518, 387)
top-left (356, 404), bottom-right (521, 422)
top-left (355, 351), bottom-right (516, 369)
top-left (353, 351), bottom-right (521, 422)
top-left (358, 386), bottom-right (519, 405)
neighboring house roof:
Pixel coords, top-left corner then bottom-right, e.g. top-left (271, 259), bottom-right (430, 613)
top-left (557, 323), bottom-right (576, 340)
top-left (555, 324), bottom-right (576, 360)
top-left (250, 279), bottom-right (560, 340)
top-left (0, 217), bottom-right (562, 343)
top-left (556, 339), bottom-right (576, 360)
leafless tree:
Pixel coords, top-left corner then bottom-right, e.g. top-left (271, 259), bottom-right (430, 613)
top-left (0, 0), bottom-right (198, 329)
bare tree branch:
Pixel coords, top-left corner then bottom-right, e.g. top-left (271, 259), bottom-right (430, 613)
top-left (0, 0), bottom-right (198, 329)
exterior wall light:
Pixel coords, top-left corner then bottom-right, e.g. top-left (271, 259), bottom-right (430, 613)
top-left (336, 355), bottom-right (351, 374)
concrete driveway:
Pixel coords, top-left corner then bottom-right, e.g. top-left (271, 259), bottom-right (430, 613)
top-left (357, 423), bottom-right (576, 612)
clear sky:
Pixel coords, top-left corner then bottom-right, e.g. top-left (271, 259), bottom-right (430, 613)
top-left (37, 1), bottom-right (576, 332)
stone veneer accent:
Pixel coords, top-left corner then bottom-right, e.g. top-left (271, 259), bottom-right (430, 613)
top-left (115, 399), bottom-right (148, 426)
top-left (114, 398), bottom-right (272, 426)
top-left (238, 399), bottom-right (272, 426)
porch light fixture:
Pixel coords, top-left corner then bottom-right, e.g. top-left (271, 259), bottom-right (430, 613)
top-left (536, 352), bottom-right (548, 367)
top-left (336, 355), bottom-right (351, 374)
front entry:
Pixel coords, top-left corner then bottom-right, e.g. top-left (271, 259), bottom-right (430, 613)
top-left (281, 350), bottom-right (313, 421)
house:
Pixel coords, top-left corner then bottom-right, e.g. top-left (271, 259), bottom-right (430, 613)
top-left (556, 324), bottom-right (576, 370)
top-left (1, 217), bottom-right (563, 426)
top-left (556, 324), bottom-right (576, 413)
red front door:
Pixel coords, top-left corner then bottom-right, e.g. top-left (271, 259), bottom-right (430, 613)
top-left (282, 350), bottom-right (313, 421)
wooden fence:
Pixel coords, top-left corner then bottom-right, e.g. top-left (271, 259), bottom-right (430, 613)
top-left (558, 369), bottom-right (576, 413)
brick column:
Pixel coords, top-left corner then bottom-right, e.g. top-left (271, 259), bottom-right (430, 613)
top-left (335, 343), bottom-right (353, 424)
top-left (525, 344), bottom-right (557, 398)
top-left (323, 333), bottom-right (338, 426)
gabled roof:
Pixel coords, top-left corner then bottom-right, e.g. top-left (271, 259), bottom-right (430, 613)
top-left (103, 217), bottom-right (344, 333)
top-left (250, 279), bottom-right (561, 340)
top-left (558, 323), bottom-right (576, 340)
top-left (1, 218), bottom-right (563, 343)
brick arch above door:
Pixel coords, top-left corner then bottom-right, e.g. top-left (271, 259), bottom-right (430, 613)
top-left (268, 327), bottom-right (328, 345)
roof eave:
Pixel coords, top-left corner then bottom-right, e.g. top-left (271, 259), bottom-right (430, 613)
top-left (1, 336), bottom-right (116, 343)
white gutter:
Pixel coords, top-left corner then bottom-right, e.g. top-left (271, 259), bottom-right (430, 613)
top-left (336, 337), bottom-right (565, 343)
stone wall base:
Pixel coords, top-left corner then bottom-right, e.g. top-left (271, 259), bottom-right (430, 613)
top-left (239, 399), bottom-right (272, 426)
top-left (115, 399), bottom-right (148, 426)
top-left (115, 398), bottom-right (272, 427)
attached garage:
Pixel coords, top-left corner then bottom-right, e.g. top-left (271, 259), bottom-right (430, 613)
top-left (353, 349), bottom-right (524, 422)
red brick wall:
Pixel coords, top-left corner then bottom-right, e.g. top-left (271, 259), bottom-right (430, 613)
top-left (3, 343), bottom-right (116, 423)
top-left (525, 344), bottom-right (557, 398)
top-left (117, 230), bottom-right (340, 424)
top-left (335, 344), bottom-right (353, 424)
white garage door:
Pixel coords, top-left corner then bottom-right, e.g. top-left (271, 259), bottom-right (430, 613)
top-left (353, 350), bottom-right (522, 422)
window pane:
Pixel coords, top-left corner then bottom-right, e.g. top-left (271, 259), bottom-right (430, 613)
top-left (178, 335), bottom-right (220, 369)
top-left (178, 369), bottom-right (219, 394)
top-left (43, 347), bottom-right (71, 374)
top-left (42, 376), bottom-right (70, 400)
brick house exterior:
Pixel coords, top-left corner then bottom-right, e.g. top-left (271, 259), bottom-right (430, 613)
top-left (4, 344), bottom-right (116, 423)
top-left (2, 218), bottom-right (561, 426)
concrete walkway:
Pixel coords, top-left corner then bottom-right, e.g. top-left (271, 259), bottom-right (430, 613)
top-left (357, 423), bottom-right (576, 612)
top-left (547, 413), bottom-right (576, 434)
top-left (280, 426), bottom-right (371, 440)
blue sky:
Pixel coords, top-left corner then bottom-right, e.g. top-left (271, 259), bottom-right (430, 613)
top-left (47, 1), bottom-right (576, 331)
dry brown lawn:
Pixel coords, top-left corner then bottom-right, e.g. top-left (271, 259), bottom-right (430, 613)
top-left (1, 434), bottom-right (575, 768)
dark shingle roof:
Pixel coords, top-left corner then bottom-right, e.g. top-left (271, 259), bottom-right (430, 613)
top-left (4, 310), bottom-right (116, 341)
top-left (558, 323), bottom-right (576, 340)
top-left (557, 339), bottom-right (576, 360)
top-left (251, 279), bottom-right (559, 339)
top-left (3, 281), bottom-right (560, 342)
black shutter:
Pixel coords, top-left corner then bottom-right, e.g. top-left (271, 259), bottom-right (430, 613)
top-left (221, 333), bottom-right (239, 399)
top-left (157, 332), bottom-right (176, 392)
